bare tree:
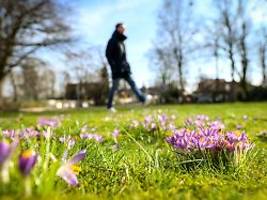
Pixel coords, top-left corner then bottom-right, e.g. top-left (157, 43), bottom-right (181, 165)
top-left (203, 25), bottom-right (222, 101)
top-left (150, 45), bottom-right (174, 87)
top-left (64, 46), bottom-right (109, 105)
top-left (214, 0), bottom-right (240, 84)
top-left (9, 69), bottom-right (20, 102)
top-left (0, 0), bottom-right (71, 97)
top-left (259, 27), bottom-right (267, 86)
top-left (236, 0), bottom-right (251, 98)
top-left (64, 49), bottom-right (95, 104)
top-left (152, 0), bottom-right (197, 93)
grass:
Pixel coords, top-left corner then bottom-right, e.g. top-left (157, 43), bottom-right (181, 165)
top-left (0, 102), bottom-right (267, 200)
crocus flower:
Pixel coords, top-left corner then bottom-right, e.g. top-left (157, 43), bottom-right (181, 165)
top-left (57, 149), bottom-right (86, 186)
top-left (168, 124), bottom-right (176, 131)
top-left (144, 115), bottom-right (152, 125)
top-left (80, 133), bottom-right (104, 143)
top-left (38, 117), bottom-right (59, 128)
top-left (2, 130), bottom-right (17, 139)
top-left (167, 126), bottom-right (252, 154)
top-left (19, 128), bottom-right (40, 139)
top-left (59, 135), bottom-right (76, 149)
top-left (0, 141), bottom-right (11, 164)
top-left (19, 150), bottom-right (38, 176)
top-left (43, 128), bottom-right (53, 140)
top-left (209, 120), bottom-right (225, 130)
top-left (112, 129), bottom-right (120, 139)
top-left (0, 140), bottom-right (18, 183)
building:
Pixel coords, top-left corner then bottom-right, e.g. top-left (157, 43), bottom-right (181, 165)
top-left (194, 79), bottom-right (241, 102)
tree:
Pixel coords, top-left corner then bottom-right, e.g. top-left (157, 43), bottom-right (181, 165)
top-left (152, 0), bottom-right (197, 93)
top-left (236, 0), bottom-right (251, 99)
top-left (214, 0), bottom-right (239, 84)
top-left (64, 46), bottom-right (109, 105)
top-left (258, 27), bottom-right (267, 86)
top-left (64, 48), bottom-right (96, 105)
top-left (93, 65), bottom-right (109, 105)
top-left (150, 45), bottom-right (174, 87)
top-left (0, 0), bottom-right (70, 97)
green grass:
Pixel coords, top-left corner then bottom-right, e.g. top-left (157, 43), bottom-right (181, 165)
top-left (0, 102), bottom-right (267, 200)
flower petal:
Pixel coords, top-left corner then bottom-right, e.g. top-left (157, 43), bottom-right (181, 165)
top-left (57, 166), bottom-right (79, 186)
top-left (68, 149), bottom-right (86, 165)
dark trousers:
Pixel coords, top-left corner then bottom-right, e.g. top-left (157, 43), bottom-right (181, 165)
top-left (107, 75), bottom-right (146, 108)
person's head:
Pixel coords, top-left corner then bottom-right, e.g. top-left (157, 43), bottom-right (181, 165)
top-left (115, 23), bottom-right (125, 34)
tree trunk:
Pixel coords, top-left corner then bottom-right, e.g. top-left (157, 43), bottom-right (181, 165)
top-left (178, 59), bottom-right (184, 92)
top-left (260, 45), bottom-right (266, 86)
top-left (175, 47), bottom-right (184, 93)
top-left (0, 76), bottom-right (5, 109)
top-left (228, 46), bottom-right (236, 102)
top-left (10, 72), bottom-right (18, 102)
top-left (239, 23), bottom-right (249, 100)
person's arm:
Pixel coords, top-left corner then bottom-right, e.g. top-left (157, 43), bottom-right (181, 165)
top-left (105, 40), bottom-right (116, 66)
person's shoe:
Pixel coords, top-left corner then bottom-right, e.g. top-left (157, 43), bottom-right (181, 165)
top-left (144, 94), bottom-right (153, 106)
top-left (108, 107), bottom-right (117, 113)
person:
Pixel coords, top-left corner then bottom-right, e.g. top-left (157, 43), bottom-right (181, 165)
top-left (105, 23), bottom-right (148, 112)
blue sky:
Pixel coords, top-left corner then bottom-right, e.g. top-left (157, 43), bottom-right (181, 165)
top-left (56, 0), bottom-right (161, 87)
top-left (3, 0), bottom-right (266, 97)
top-left (41, 0), bottom-right (266, 93)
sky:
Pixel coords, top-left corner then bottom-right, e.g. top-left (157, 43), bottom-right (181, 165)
top-left (52, 0), bottom-right (162, 88)
top-left (6, 0), bottom-right (265, 96)
top-left (76, 0), bottom-right (161, 86)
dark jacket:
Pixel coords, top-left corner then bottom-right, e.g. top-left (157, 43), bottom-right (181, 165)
top-left (105, 30), bottom-right (131, 79)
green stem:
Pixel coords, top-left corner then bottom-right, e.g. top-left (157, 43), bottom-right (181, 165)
top-left (24, 177), bottom-right (32, 197)
top-left (1, 163), bottom-right (10, 184)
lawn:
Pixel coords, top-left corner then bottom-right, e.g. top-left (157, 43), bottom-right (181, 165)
top-left (0, 103), bottom-right (267, 200)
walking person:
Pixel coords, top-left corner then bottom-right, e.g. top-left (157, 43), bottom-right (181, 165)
top-left (105, 23), bottom-right (148, 112)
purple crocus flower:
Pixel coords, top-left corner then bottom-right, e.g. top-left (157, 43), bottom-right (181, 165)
top-left (167, 126), bottom-right (252, 154)
top-left (2, 130), bottom-right (16, 138)
top-left (168, 124), bottom-right (176, 131)
top-left (185, 118), bottom-right (193, 126)
top-left (80, 133), bottom-right (104, 143)
top-left (57, 149), bottom-right (86, 186)
top-left (0, 140), bottom-right (18, 183)
top-left (94, 135), bottom-right (104, 143)
top-left (196, 114), bottom-right (209, 121)
top-left (144, 115), bottom-right (152, 125)
top-left (158, 114), bottom-right (167, 124)
top-left (0, 140), bottom-right (18, 164)
top-left (112, 129), bottom-right (120, 139)
top-left (209, 120), bottom-right (225, 130)
top-left (59, 135), bottom-right (76, 149)
top-left (226, 132), bottom-right (239, 143)
top-left (38, 117), bottom-right (59, 128)
top-left (19, 128), bottom-right (40, 139)
top-left (19, 150), bottom-right (38, 176)
top-left (0, 141), bottom-right (11, 164)
top-left (43, 129), bottom-right (53, 139)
